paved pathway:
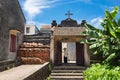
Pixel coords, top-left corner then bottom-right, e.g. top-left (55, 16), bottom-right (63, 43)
top-left (0, 63), bottom-right (48, 80)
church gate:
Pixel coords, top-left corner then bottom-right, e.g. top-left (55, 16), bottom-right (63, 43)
top-left (50, 27), bottom-right (90, 66)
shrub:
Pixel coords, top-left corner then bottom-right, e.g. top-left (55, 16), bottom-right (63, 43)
top-left (84, 63), bottom-right (120, 80)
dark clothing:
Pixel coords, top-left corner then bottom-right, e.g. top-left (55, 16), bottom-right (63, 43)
top-left (64, 56), bottom-right (67, 63)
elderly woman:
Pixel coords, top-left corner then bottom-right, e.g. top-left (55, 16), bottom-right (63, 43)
top-left (63, 48), bottom-right (68, 63)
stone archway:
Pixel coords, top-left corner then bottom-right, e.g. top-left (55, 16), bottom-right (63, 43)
top-left (54, 41), bottom-right (85, 66)
top-left (50, 27), bottom-right (90, 67)
top-left (62, 42), bottom-right (76, 64)
top-left (51, 36), bottom-right (89, 66)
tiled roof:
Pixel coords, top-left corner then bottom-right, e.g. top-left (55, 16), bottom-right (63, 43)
top-left (41, 25), bottom-right (51, 29)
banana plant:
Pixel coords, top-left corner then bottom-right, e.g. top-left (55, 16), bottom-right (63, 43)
top-left (82, 6), bottom-right (120, 66)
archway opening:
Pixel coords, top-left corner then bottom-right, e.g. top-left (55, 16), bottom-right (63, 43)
top-left (62, 42), bottom-right (76, 64)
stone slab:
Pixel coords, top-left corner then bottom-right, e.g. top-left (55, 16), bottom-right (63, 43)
top-left (0, 62), bottom-right (49, 80)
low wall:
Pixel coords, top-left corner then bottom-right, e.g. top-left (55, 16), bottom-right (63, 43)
top-left (0, 60), bottom-right (15, 71)
top-left (0, 62), bottom-right (50, 80)
top-left (24, 62), bottom-right (50, 80)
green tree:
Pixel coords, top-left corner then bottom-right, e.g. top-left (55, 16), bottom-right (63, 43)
top-left (82, 6), bottom-right (120, 66)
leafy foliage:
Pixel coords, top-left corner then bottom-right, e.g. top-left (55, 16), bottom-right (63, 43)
top-left (84, 63), bottom-right (120, 80)
top-left (81, 6), bottom-right (120, 66)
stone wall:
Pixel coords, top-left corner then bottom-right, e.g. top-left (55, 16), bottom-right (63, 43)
top-left (24, 62), bottom-right (50, 80)
top-left (0, 0), bottom-right (25, 60)
top-left (0, 60), bottom-right (15, 71)
top-left (0, 62), bottom-right (50, 80)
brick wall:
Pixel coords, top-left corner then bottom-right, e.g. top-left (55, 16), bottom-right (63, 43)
top-left (18, 42), bottom-right (50, 64)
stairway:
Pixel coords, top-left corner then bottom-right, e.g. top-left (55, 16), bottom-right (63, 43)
top-left (50, 65), bottom-right (86, 80)
top-left (24, 35), bottom-right (50, 45)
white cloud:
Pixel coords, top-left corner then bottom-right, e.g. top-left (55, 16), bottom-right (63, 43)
top-left (23, 0), bottom-right (91, 27)
top-left (54, 0), bottom-right (91, 6)
top-left (23, 0), bottom-right (91, 20)
top-left (90, 17), bottom-right (103, 28)
top-left (23, 0), bottom-right (59, 21)
top-left (76, 0), bottom-right (91, 3)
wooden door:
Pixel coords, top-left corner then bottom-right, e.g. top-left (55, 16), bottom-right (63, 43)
top-left (10, 34), bottom-right (16, 52)
top-left (55, 41), bottom-right (62, 66)
top-left (76, 42), bottom-right (84, 66)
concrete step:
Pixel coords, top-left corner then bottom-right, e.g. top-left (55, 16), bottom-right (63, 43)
top-left (50, 76), bottom-right (84, 80)
top-left (51, 73), bottom-right (83, 76)
top-left (24, 35), bottom-right (50, 39)
top-left (50, 66), bottom-right (86, 80)
top-left (52, 70), bottom-right (84, 73)
top-left (24, 38), bottom-right (50, 41)
top-left (53, 66), bottom-right (86, 70)
top-left (24, 35), bottom-right (50, 44)
top-left (24, 39), bottom-right (50, 43)
top-left (23, 40), bottom-right (50, 44)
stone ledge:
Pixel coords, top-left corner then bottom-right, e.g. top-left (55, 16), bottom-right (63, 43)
top-left (0, 60), bottom-right (15, 71)
top-left (0, 62), bottom-right (49, 80)
top-left (0, 60), bottom-right (14, 64)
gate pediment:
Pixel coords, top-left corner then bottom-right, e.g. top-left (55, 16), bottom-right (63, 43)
top-left (53, 27), bottom-right (86, 36)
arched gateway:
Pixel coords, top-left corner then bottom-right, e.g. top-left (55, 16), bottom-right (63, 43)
top-left (50, 11), bottom-right (90, 67)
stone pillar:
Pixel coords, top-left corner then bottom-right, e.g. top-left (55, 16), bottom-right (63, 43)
top-left (50, 36), bottom-right (54, 66)
top-left (84, 44), bottom-right (90, 66)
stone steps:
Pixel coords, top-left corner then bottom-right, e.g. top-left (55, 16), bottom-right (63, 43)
top-left (24, 39), bottom-right (50, 44)
top-left (24, 35), bottom-right (50, 38)
top-left (51, 73), bottom-right (83, 76)
top-left (50, 66), bottom-right (86, 80)
top-left (52, 70), bottom-right (84, 73)
top-left (53, 66), bottom-right (86, 70)
top-left (50, 76), bottom-right (84, 80)
top-left (24, 35), bottom-right (50, 45)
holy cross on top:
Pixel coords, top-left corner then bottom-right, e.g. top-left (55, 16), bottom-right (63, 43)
top-left (65, 11), bottom-right (73, 18)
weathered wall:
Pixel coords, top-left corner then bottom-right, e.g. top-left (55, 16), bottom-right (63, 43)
top-left (18, 42), bottom-right (50, 64)
top-left (0, 0), bottom-right (25, 60)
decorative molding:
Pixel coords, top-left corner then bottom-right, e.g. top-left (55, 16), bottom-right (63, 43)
top-left (53, 27), bottom-right (86, 36)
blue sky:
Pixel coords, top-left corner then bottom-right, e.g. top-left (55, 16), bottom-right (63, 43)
top-left (19, 0), bottom-right (120, 29)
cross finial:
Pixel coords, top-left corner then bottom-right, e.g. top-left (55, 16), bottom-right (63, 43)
top-left (65, 11), bottom-right (73, 18)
